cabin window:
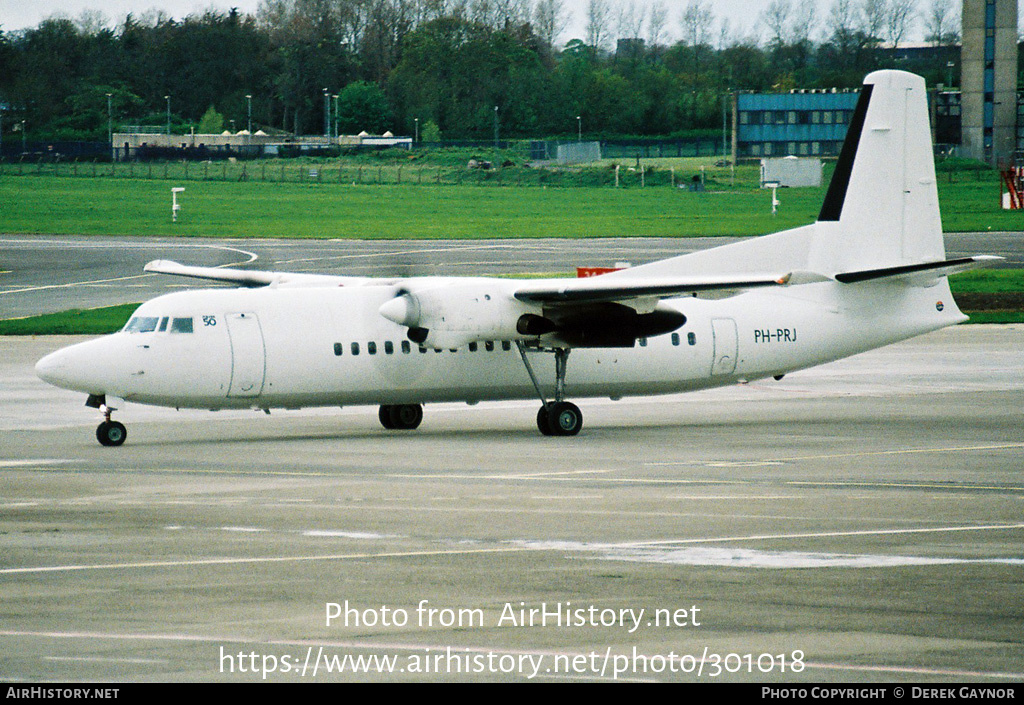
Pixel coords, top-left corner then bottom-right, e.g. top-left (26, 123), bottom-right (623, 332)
top-left (671, 333), bottom-right (680, 346)
top-left (124, 317), bottom-right (159, 333)
top-left (638, 337), bottom-right (647, 347)
top-left (334, 343), bottom-right (343, 356)
top-left (468, 342), bottom-right (478, 352)
top-left (688, 332), bottom-right (697, 346)
top-left (401, 341), bottom-right (411, 354)
top-left (367, 341), bottom-right (377, 355)
top-left (501, 341), bottom-right (512, 351)
top-left (485, 341), bottom-right (494, 352)
top-left (384, 341), bottom-right (394, 355)
top-left (351, 342), bottom-right (360, 356)
top-left (170, 317), bottom-right (194, 333)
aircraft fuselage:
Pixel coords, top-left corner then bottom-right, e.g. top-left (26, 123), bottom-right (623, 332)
top-left (36, 278), bottom-right (962, 413)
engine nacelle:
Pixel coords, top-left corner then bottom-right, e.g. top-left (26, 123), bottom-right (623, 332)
top-left (378, 279), bottom-right (544, 349)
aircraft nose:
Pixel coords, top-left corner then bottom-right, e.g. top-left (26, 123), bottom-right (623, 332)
top-left (35, 338), bottom-right (122, 394)
top-left (35, 350), bottom-right (69, 386)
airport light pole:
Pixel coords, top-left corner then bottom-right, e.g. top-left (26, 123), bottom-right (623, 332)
top-left (414, 117), bottom-right (419, 144)
top-left (107, 93), bottom-right (113, 161)
top-left (577, 115), bottom-right (581, 142)
top-left (323, 88), bottom-right (330, 138)
top-left (246, 94), bottom-right (252, 133)
top-left (165, 95), bottom-right (170, 135)
top-left (493, 105), bottom-right (499, 147)
top-left (332, 94), bottom-right (338, 139)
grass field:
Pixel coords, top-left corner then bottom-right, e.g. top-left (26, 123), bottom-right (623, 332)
top-left (0, 174), bottom-right (821, 239)
top-left (1, 167), bottom-right (1021, 239)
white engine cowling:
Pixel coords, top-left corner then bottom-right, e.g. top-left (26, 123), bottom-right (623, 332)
top-left (378, 279), bottom-right (545, 349)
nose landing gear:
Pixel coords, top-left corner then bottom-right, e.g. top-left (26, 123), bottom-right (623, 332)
top-left (95, 402), bottom-right (127, 447)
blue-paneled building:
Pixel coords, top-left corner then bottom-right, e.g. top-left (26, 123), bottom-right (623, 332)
top-left (735, 90), bottom-right (862, 159)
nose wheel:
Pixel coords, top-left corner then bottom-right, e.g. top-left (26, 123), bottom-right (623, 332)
top-left (95, 404), bottom-right (127, 446)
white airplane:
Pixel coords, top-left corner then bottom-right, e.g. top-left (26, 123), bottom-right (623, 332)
top-left (36, 70), bottom-right (1000, 446)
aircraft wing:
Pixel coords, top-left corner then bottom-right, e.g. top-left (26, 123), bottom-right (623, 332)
top-left (512, 271), bottom-right (807, 305)
top-left (143, 259), bottom-right (376, 288)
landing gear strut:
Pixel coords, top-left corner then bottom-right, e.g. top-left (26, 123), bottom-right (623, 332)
top-left (95, 403), bottom-right (127, 447)
top-left (516, 342), bottom-right (583, 436)
top-left (379, 404), bottom-right (424, 430)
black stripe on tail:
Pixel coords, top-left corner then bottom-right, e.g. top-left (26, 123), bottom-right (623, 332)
top-left (818, 84), bottom-right (873, 222)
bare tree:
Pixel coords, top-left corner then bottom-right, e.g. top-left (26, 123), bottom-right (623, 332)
top-left (763, 0), bottom-right (792, 45)
top-left (647, 1), bottom-right (669, 46)
top-left (75, 9), bottom-right (111, 35)
top-left (492, 0), bottom-right (531, 28)
top-left (585, 0), bottom-right (613, 52)
top-left (617, 1), bottom-right (646, 40)
top-left (680, 0), bottom-right (714, 124)
top-left (861, 0), bottom-right (888, 44)
top-left (885, 0), bottom-right (917, 47)
top-left (827, 0), bottom-right (858, 39)
top-left (534, 0), bottom-right (569, 48)
top-left (791, 0), bottom-right (818, 44)
top-left (679, 0), bottom-right (713, 49)
top-left (717, 16), bottom-right (733, 50)
top-left (923, 0), bottom-right (957, 45)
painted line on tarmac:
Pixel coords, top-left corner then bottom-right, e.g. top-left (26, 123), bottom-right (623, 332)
top-left (0, 242), bottom-right (258, 297)
top-left (0, 546), bottom-right (533, 576)
top-left (614, 522), bottom-right (1024, 548)
top-left (805, 661), bottom-right (1024, 680)
top-left (647, 442), bottom-right (1024, 470)
top-left (769, 442), bottom-right (1024, 463)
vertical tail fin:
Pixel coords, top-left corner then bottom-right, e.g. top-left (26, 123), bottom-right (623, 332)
top-left (809, 70), bottom-right (946, 274)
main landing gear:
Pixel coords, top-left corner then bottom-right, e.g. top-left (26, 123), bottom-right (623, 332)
top-left (378, 403), bottom-right (424, 430)
top-left (516, 342), bottom-right (583, 436)
top-left (95, 403), bottom-right (127, 447)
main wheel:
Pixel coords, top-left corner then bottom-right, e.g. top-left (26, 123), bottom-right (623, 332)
top-left (546, 401), bottom-right (583, 436)
top-left (379, 405), bottom-right (396, 429)
top-left (537, 406), bottom-right (553, 436)
top-left (96, 420), bottom-right (127, 447)
top-left (391, 404), bottom-right (423, 430)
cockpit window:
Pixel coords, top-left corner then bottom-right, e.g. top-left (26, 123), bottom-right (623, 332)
top-left (170, 317), bottom-right (194, 333)
top-left (124, 316), bottom-right (194, 334)
top-left (124, 316), bottom-right (159, 333)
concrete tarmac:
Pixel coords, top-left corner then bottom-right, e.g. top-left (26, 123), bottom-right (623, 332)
top-left (1, 326), bottom-right (1022, 682)
top-left (2, 232), bottom-right (1021, 318)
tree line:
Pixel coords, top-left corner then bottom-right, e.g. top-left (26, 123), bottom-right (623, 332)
top-left (0, 0), bottom-right (966, 145)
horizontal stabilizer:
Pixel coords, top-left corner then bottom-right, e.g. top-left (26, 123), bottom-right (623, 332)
top-left (144, 260), bottom-right (369, 288)
top-left (834, 256), bottom-right (1004, 284)
top-left (145, 260), bottom-right (277, 287)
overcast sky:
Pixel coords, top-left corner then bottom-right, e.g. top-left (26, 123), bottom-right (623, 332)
top-left (0, 0), bottom-right (938, 45)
